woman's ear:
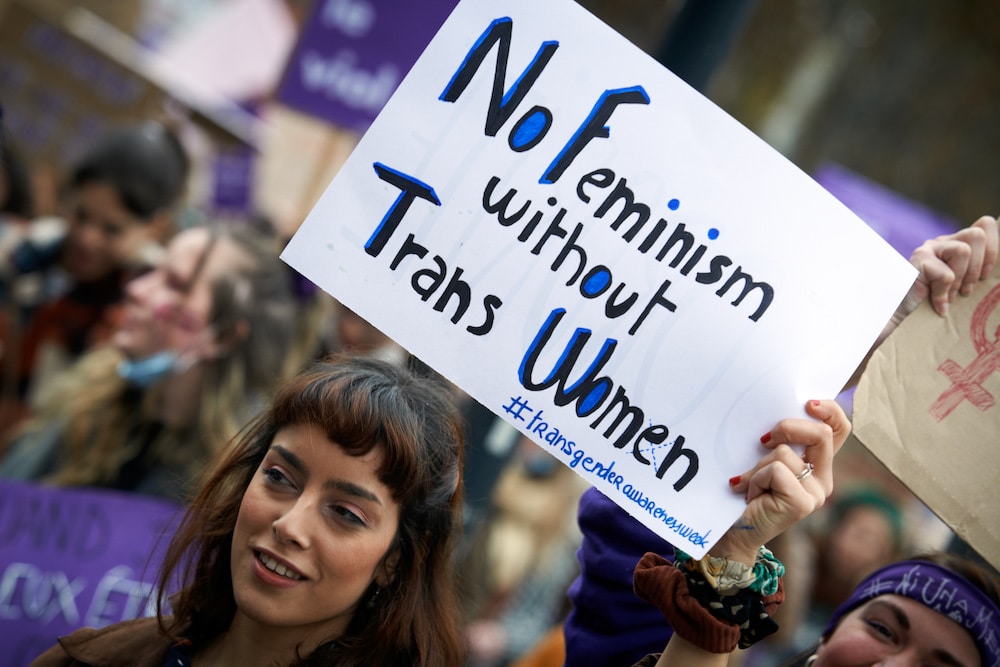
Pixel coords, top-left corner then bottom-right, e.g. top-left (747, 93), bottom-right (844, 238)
top-left (375, 547), bottom-right (400, 588)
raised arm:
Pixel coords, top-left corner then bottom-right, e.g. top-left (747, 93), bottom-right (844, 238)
top-left (847, 214), bottom-right (999, 388)
top-left (636, 399), bottom-right (851, 667)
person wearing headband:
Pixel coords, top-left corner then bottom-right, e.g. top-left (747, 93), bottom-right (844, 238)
top-left (631, 428), bottom-right (1000, 667)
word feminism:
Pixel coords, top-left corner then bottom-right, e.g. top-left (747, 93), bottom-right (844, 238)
top-left (442, 15), bottom-right (775, 325)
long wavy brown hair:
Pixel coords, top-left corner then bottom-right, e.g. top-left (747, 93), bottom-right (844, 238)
top-left (19, 223), bottom-right (297, 496)
top-left (157, 355), bottom-right (467, 667)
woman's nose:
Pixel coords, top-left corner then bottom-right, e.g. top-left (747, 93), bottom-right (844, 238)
top-left (125, 270), bottom-right (157, 302)
top-left (874, 652), bottom-right (919, 667)
top-left (271, 499), bottom-right (313, 549)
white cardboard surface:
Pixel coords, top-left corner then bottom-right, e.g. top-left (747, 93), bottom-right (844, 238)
top-left (854, 267), bottom-right (1000, 569)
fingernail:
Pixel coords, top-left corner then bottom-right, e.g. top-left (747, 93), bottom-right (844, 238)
top-left (729, 475), bottom-right (741, 487)
top-left (810, 399), bottom-right (821, 407)
top-left (760, 432), bottom-right (771, 444)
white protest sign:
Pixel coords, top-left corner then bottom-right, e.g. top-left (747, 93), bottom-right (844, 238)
top-left (281, 0), bottom-right (917, 557)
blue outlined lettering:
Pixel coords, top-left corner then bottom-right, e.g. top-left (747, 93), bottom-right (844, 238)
top-left (366, 163), bottom-right (440, 257)
top-left (364, 164), bottom-right (502, 335)
top-left (439, 17), bottom-right (558, 140)
top-left (519, 309), bottom-right (698, 491)
top-left (541, 86), bottom-right (650, 184)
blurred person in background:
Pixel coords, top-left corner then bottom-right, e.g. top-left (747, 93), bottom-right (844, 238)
top-left (324, 299), bottom-right (406, 365)
top-left (0, 223), bottom-right (298, 501)
top-left (0, 120), bottom-right (189, 432)
top-left (464, 436), bottom-right (587, 667)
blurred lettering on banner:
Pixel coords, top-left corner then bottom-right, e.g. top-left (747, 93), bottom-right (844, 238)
top-left (281, 0), bottom-right (917, 557)
top-left (277, 0), bottom-right (460, 133)
top-left (0, 481), bottom-right (180, 667)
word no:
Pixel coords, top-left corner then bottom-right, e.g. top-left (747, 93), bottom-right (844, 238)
top-left (440, 17), bottom-right (648, 186)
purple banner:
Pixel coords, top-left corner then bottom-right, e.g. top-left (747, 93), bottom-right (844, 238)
top-left (814, 162), bottom-right (958, 258)
top-left (0, 481), bottom-right (182, 667)
top-left (276, 0), bottom-right (459, 134)
top-left (815, 162), bottom-right (958, 413)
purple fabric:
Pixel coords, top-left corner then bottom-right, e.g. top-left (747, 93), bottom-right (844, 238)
top-left (813, 162), bottom-right (957, 259)
top-left (276, 0), bottom-right (460, 134)
top-left (563, 487), bottom-right (674, 666)
top-left (0, 480), bottom-right (181, 665)
top-left (824, 560), bottom-right (1000, 667)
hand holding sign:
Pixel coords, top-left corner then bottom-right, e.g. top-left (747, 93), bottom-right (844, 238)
top-left (854, 215), bottom-right (1000, 569)
top-left (902, 215), bottom-right (999, 318)
top-left (711, 399), bottom-right (850, 566)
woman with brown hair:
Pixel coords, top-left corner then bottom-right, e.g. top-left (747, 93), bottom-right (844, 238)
top-left (30, 355), bottom-right (468, 667)
top-left (0, 223), bottom-right (298, 500)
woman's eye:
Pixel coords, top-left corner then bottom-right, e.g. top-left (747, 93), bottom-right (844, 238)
top-left (334, 505), bottom-right (366, 527)
top-left (263, 467), bottom-right (290, 485)
top-left (865, 619), bottom-right (896, 642)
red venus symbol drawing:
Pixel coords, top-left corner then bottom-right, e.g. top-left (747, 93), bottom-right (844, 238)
top-left (929, 282), bottom-right (1000, 421)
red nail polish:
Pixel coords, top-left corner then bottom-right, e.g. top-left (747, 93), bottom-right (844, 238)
top-left (729, 475), bottom-right (741, 487)
top-left (810, 399), bottom-right (821, 407)
top-left (760, 432), bottom-right (772, 444)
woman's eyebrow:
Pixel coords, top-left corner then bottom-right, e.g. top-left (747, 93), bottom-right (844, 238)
top-left (932, 649), bottom-right (969, 667)
top-left (270, 443), bottom-right (383, 505)
top-left (869, 600), bottom-right (910, 630)
top-left (868, 601), bottom-right (969, 667)
top-left (324, 479), bottom-right (383, 506)
top-left (271, 444), bottom-right (306, 473)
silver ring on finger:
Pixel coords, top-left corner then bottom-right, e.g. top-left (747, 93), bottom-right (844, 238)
top-left (795, 461), bottom-right (815, 482)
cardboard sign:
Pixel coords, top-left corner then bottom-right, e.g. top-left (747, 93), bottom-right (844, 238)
top-left (276, 0), bottom-right (459, 133)
top-left (281, 0), bottom-right (916, 557)
top-left (854, 267), bottom-right (1000, 569)
top-left (0, 481), bottom-right (181, 667)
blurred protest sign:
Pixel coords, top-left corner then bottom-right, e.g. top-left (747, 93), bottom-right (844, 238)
top-left (0, 480), bottom-right (180, 667)
top-left (281, 0), bottom-right (916, 557)
top-left (854, 266), bottom-right (1000, 569)
top-left (276, 0), bottom-right (459, 134)
top-left (0, 0), bottom-right (255, 208)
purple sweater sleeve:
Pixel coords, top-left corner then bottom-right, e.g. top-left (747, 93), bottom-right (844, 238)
top-left (563, 487), bottom-right (675, 666)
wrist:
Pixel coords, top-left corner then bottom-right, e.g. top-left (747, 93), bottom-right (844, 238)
top-left (708, 534), bottom-right (760, 567)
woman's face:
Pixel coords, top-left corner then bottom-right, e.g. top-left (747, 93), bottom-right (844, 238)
top-left (815, 595), bottom-right (980, 667)
top-left (113, 227), bottom-right (242, 361)
top-left (825, 506), bottom-right (896, 584)
top-left (61, 182), bottom-right (148, 282)
top-left (230, 422), bottom-right (401, 646)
